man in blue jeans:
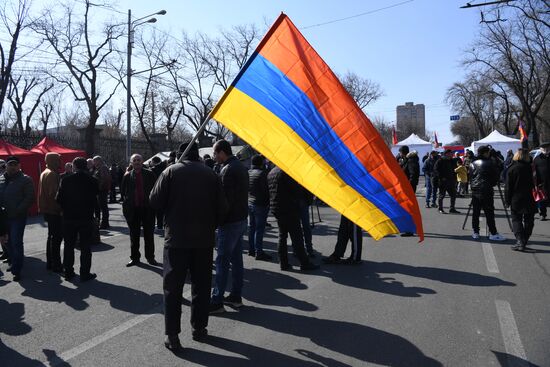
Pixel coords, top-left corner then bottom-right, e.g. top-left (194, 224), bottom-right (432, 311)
top-left (247, 155), bottom-right (272, 261)
top-left (210, 140), bottom-right (249, 314)
top-left (0, 156), bottom-right (35, 281)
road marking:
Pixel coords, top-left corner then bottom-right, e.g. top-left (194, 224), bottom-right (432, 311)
top-left (482, 242), bottom-right (499, 273)
top-left (47, 289), bottom-right (190, 366)
top-left (495, 300), bottom-right (529, 367)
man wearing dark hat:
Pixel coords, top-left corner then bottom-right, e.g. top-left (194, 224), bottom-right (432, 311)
top-left (533, 142), bottom-right (550, 221)
top-left (120, 154), bottom-right (158, 267)
top-left (56, 157), bottom-right (99, 282)
top-left (470, 146), bottom-right (506, 241)
top-left (0, 156), bottom-right (34, 281)
top-left (150, 141), bottom-right (227, 351)
top-left (434, 149), bottom-right (460, 214)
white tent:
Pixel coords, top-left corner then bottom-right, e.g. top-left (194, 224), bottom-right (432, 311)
top-left (471, 130), bottom-right (521, 155)
top-left (391, 133), bottom-right (434, 159)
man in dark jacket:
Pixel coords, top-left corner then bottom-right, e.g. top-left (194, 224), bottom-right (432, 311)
top-left (120, 154), bottom-right (158, 267)
top-left (434, 149), bottom-right (459, 214)
top-left (268, 166), bottom-right (319, 272)
top-left (0, 156), bottom-right (34, 281)
top-left (247, 154), bottom-right (272, 261)
top-left (422, 151), bottom-right (439, 208)
top-left (470, 146), bottom-right (505, 241)
top-left (533, 142), bottom-right (550, 221)
top-left (92, 156), bottom-right (111, 229)
top-left (405, 150), bottom-right (420, 193)
top-left (210, 140), bottom-right (249, 314)
top-left (150, 142), bottom-right (227, 351)
top-left (150, 156), bottom-right (167, 230)
top-left (56, 157), bottom-right (99, 282)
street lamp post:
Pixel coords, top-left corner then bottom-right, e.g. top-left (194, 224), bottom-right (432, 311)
top-left (126, 9), bottom-right (166, 163)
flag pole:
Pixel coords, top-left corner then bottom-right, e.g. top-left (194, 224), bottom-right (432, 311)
top-left (178, 13), bottom-right (288, 162)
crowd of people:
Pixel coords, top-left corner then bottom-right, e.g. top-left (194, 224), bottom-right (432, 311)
top-left (0, 137), bottom-right (548, 350)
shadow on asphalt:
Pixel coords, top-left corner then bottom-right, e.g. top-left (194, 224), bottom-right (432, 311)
top-left (492, 350), bottom-right (541, 367)
top-left (214, 306), bottom-right (442, 367)
top-left (242, 268), bottom-right (317, 311)
top-left (316, 260), bottom-right (515, 297)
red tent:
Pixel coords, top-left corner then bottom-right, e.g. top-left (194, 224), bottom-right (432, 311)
top-left (31, 136), bottom-right (86, 168)
top-left (0, 139), bottom-right (42, 215)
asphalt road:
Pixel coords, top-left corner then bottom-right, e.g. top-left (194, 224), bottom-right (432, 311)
top-left (1, 183), bottom-right (549, 367)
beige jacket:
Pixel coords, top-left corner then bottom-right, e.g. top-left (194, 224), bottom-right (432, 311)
top-left (38, 152), bottom-right (62, 215)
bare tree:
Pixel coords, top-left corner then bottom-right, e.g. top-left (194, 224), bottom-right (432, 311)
top-left (32, 0), bottom-right (125, 155)
top-left (465, 6), bottom-right (550, 146)
top-left (39, 100), bottom-right (53, 135)
top-left (450, 116), bottom-right (479, 146)
top-left (0, 0), bottom-right (31, 117)
top-left (370, 115), bottom-right (394, 147)
top-left (7, 72), bottom-right (53, 135)
top-left (340, 71), bottom-right (384, 110)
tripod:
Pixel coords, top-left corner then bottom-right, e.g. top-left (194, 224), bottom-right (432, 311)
top-left (461, 184), bottom-right (513, 232)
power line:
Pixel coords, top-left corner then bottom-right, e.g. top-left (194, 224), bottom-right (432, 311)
top-left (302, 0), bottom-right (415, 30)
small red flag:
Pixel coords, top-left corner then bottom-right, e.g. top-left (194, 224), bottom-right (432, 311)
top-left (392, 127), bottom-right (398, 145)
top-left (518, 121), bottom-right (527, 143)
top-left (434, 132), bottom-right (440, 148)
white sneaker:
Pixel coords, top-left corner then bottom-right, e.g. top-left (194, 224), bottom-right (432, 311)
top-left (472, 233), bottom-right (480, 240)
top-left (489, 233), bottom-right (506, 241)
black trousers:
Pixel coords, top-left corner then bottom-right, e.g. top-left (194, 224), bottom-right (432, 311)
top-left (438, 180), bottom-right (457, 210)
top-left (472, 195), bottom-right (497, 235)
top-left (275, 212), bottom-right (308, 266)
top-left (127, 207), bottom-right (155, 261)
top-left (163, 247), bottom-right (213, 335)
top-left (44, 213), bottom-right (63, 270)
top-left (333, 215), bottom-right (362, 261)
top-left (109, 183), bottom-right (117, 203)
top-left (511, 209), bottom-right (535, 245)
top-left (539, 200), bottom-right (548, 218)
top-left (95, 191), bottom-right (109, 224)
top-left (156, 209), bottom-right (164, 230)
top-left (63, 219), bottom-right (93, 276)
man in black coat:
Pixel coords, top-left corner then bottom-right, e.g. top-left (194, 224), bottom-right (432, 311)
top-left (150, 142), bottom-right (227, 351)
top-left (470, 146), bottom-right (505, 241)
top-left (210, 140), bottom-right (249, 314)
top-left (434, 149), bottom-right (459, 214)
top-left (268, 166), bottom-right (319, 272)
top-left (120, 154), bottom-right (159, 267)
top-left (533, 142), bottom-right (550, 221)
top-left (56, 157), bottom-right (99, 282)
top-left (247, 154), bottom-right (272, 261)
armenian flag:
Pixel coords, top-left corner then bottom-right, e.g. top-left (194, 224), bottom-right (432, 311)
top-left (518, 121), bottom-right (527, 143)
top-left (211, 14), bottom-right (423, 241)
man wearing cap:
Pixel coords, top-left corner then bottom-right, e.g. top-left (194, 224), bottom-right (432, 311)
top-left (434, 149), bottom-right (460, 214)
top-left (470, 146), bottom-right (506, 241)
top-left (150, 142), bottom-right (227, 351)
top-left (534, 142), bottom-right (550, 220)
top-left (0, 156), bottom-right (35, 281)
top-left (38, 152), bottom-right (63, 273)
top-left (120, 154), bottom-right (158, 267)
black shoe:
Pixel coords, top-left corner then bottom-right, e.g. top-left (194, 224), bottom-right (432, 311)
top-left (0, 253), bottom-right (7, 260)
top-left (449, 208), bottom-right (460, 214)
top-left (280, 263), bottom-right (292, 271)
top-left (164, 335), bottom-right (183, 351)
top-left (512, 244), bottom-right (523, 251)
top-left (192, 328), bottom-right (208, 342)
top-left (425, 203), bottom-right (430, 208)
top-left (99, 223), bottom-right (110, 230)
top-left (209, 303), bottom-right (225, 314)
top-left (64, 272), bottom-right (76, 280)
top-left (431, 203), bottom-right (437, 208)
top-left (147, 258), bottom-right (159, 266)
top-left (13, 274), bottom-right (21, 281)
top-left (126, 260), bottom-right (140, 267)
top-left (223, 294), bottom-right (243, 308)
top-left (2, 258), bottom-right (10, 263)
top-left (80, 273), bottom-right (97, 282)
top-left (439, 209), bottom-right (446, 214)
top-left (255, 252), bottom-right (272, 261)
top-left (52, 267), bottom-right (64, 274)
top-left (341, 258), bottom-right (362, 265)
top-left (307, 250), bottom-right (316, 258)
top-left (300, 263), bottom-right (320, 271)
top-left (247, 250), bottom-right (256, 257)
top-left (322, 255), bottom-right (341, 264)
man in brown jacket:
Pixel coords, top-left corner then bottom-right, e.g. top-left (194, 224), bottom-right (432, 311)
top-left (38, 152), bottom-right (63, 273)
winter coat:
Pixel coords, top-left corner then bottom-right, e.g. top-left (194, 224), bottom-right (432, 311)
top-left (505, 160), bottom-right (536, 213)
top-left (38, 152), bottom-right (62, 215)
top-left (56, 171), bottom-right (98, 221)
top-left (454, 165), bottom-right (468, 183)
top-left (219, 156), bottom-right (249, 224)
top-left (149, 158), bottom-right (227, 249)
top-left (533, 152), bottom-right (550, 195)
top-left (0, 171), bottom-right (34, 219)
top-left (268, 166), bottom-right (301, 217)
top-left (248, 165), bottom-right (270, 207)
top-left (470, 158), bottom-right (499, 197)
top-left (405, 152), bottom-right (420, 186)
top-left (120, 168), bottom-right (157, 221)
top-left (422, 156), bottom-right (439, 177)
top-left (94, 164), bottom-right (112, 192)
top-left (434, 156), bottom-right (457, 182)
